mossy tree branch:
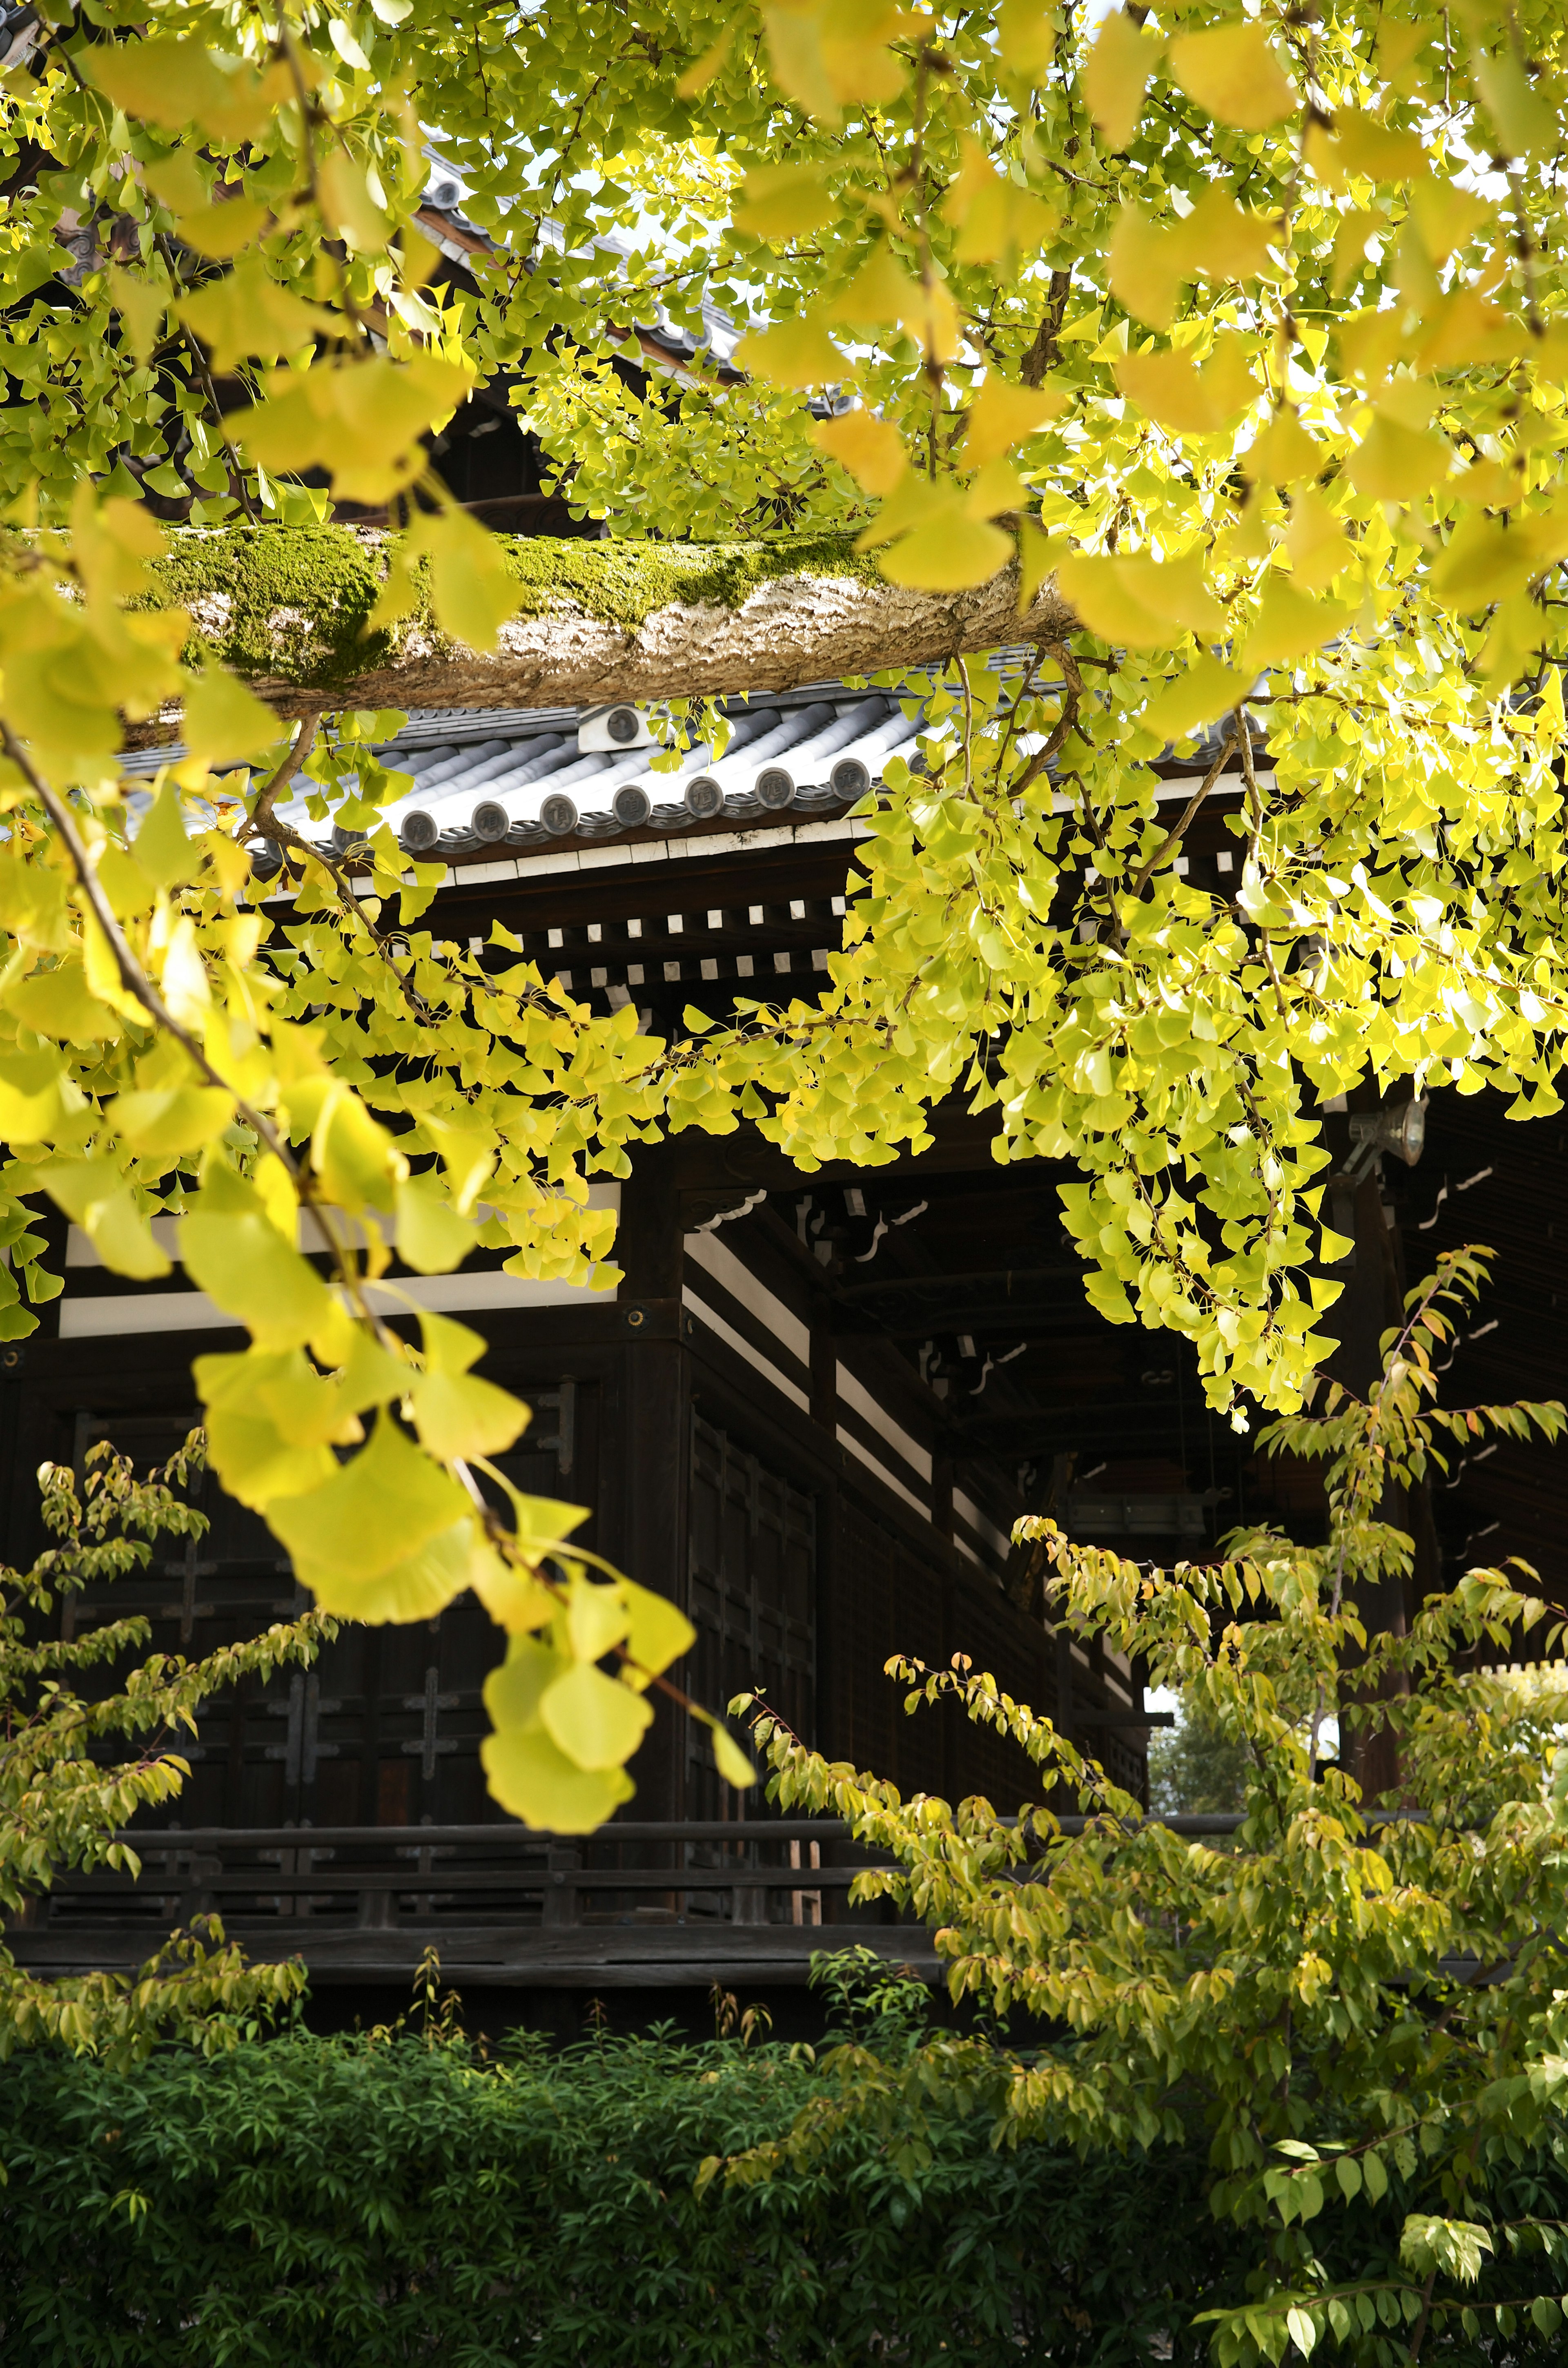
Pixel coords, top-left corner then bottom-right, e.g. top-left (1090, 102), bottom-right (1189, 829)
top-left (129, 523), bottom-right (1074, 739)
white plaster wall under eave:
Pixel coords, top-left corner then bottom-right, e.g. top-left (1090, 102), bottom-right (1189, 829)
top-left (56, 1184), bottom-right (622, 1338)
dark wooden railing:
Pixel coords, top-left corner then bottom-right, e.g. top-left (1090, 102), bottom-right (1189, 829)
top-left (9, 1819), bottom-right (920, 1987)
top-left (7, 1813), bottom-right (1278, 1990)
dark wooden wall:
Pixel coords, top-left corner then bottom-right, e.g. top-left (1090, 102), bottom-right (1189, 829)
top-left (7, 1241), bottom-right (1066, 1843)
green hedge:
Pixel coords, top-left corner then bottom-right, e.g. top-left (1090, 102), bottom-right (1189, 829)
top-left (0, 2014), bottom-right (1224, 2367)
top-left (0, 2006), bottom-right (1564, 2365)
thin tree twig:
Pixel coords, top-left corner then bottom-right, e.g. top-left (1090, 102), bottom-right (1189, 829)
top-left (246, 715), bottom-right (438, 1025)
top-left (1128, 725), bottom-right (1238, 902)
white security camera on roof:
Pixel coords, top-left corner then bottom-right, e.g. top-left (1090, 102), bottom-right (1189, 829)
top-left (578, 703), bottom-right (658, 753)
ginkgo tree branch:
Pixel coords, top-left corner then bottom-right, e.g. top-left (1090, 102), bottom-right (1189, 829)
top-left (125, 525), bottom-right (1077, 740)
top-left (0, 724), bottom-right (397, 1347)
top-left (0, 725), bottom-right (298, 1174)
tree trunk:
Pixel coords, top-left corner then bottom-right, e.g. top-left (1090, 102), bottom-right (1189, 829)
top-left (130, 523), bottom-right (1075, 743)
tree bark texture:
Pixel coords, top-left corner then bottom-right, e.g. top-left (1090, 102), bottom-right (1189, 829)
top-left (127, 523), bottom-right (1076, 741)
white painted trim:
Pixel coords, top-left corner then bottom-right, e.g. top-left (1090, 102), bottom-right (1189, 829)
top-left (58, 1270), bottom-right (615, 1338)
top-left (68, 1215), bottom-right (182, 1267)
top-left (67, 1184), bottom-right (619, 1270)
top-left (276, 814), bottom-right (875, 905)
top-left (954, 1488), bottom-right (1010, 1560)
top-left (360, 1273), bottom-right (617, 1316)
top-left (259, 780), bottom-right (1247, 907)
top-left (836, 1422), bottom-right (928, 1516)
top-left (682, 1285), bottom-right (809, 1413)
top-left (683, 1231), bottom-right (810, 1365)
top-left (835, 1362), bottom-right (932, 1483)
top-left (60, 1291), bottom-right (232, 1338)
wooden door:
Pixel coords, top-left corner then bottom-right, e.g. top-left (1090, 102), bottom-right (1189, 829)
top-left (56, 1386), bottom-right (592, 1835)
top-left (685, 1411), bottom-right (816, 1819)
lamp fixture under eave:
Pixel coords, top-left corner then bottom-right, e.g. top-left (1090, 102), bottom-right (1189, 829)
top-left (1345, 1095), bottom-right (1427, 1180)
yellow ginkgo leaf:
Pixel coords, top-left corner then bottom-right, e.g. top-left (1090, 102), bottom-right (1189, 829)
top-left (0, 860), bottom-right (69, 952)
top-left (1183, 186), bottom-right (1281, 287)
top-left (1107, 202), bottom-right (1188, 331)
top-left (1115, 341), bottom-right (1256, 435)
top-left (965, 457), bottom-right (1029, 519)
top-left (487, 1633), bottom-right (568, 1727)
top-left (907, 279), bottom-right (960, 364)
top-left (201, 1401), bottom-right (339, 1511)
top-left (1346, 415), bottom-right (1451, 503)
top-left (227, 354), bottom-right (473, 505)
top-left (179, 256), bottom-right (335, 373)
top-left (763, 0), bottom-right (908, 120)
top-left (1446, 457), bottom-right (1520, 510)
top-left (317, 152), bottom-right (384, 252)
top-left (823, 242), bottom-right (918, 325)
top-left (675, 27), bottom-right (733, 96)
top-left (1336, 307), bottom-right (1410, 384)
top-left (1309, 109), bottom-right (1428, 187)
top-left (469, 1550), bottom-right (556, 1635)
top-left (731, 161), bottom-right (837, 240)
top-left (417, 506), bottom-right (522, 651)
top-left (995, 0), bottom-right (1056, 80)
top-left (1140, 656), bottom-right (1246, 743)
top-left (1285, 485), bottom-right (1350, 592)
top-left (481, 1720), bottom-right (635, 1831)
top-left (1472, 48), bottom-right (1554, 162)
top-left (1167, 20), bottom-right (1296, 132)
top-left (130, 778), bottom-right (197, 891)
top-left (817, 2), bottom-right (911, 106)
top-left (411, 1368), bottom-right (530, 1462)
top-left (878, 501), bottom-right (1012, 591)
top-left (180, 1202), bottom-right (334, 1349)
top-left (174, 198), bottom-right (269, 260)
top-left (183, 667), bottom-right (281, 763)
top-left (699, 1708), bottom-right (757, 1789)
top-left (298, 1515), bottom-right (488, 1624)
top-left (394, 1176), bottom-right (474, 1274)
top-left (962, 374), bottom-right (1066, 464)
top-left (621, 1578), bottom-right (697, 1686)
top-left (1084, 10), bottom-right (1162, 151)
top-left (945, 135), bottom-right (1056, 265)
top-left (1415, 289), bottom-right (1526, 372)
top-left (1058, 549), bottom-right (1226, 646)
top-left (7, 956), bottom-right (120, 1047)
top-left (541, 1659), bottom-right (653, 1770)
top-left (1428, 511), bottom-right (1568, 611)
top-left (114, 1085), bottom-right (233, 1159)
top-left (1407, 181), bottom-right (1494, 268)
top-left (1241, 578), bottom-right (1354, 667)
top-left (268, 1409), bottom-right (473, 1583)
top-left (86, 37), bottom-right (279, 136)
top-left (43, 1162), bottom-right (172, 1280)
top-left (813, 407), bottom-right (908, 493)
top-left (731, 314), bottom-right (846, 387)
top-left (1244, 406), bottom-right (1323, 487)
top-left (108, 268), bottom-right (170, 364)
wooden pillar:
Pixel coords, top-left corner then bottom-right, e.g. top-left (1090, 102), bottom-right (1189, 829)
top-left (615, 1145), bottom-right (688, 1821)
top-left (1324, 1118), bottom-right (1411, 1802)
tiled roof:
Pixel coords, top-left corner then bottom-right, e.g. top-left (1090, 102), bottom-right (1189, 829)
top-left (122, 686), bottom-right (930, 868)
top-left (346, 688), bottom-right (921, 857)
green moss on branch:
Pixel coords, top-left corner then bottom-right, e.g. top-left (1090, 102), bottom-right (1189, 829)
top-left (145, 523), bottom-right (875, 692)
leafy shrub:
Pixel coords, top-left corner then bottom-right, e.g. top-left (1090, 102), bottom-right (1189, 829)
top-left (2, 1986), bottom-right (1566, 2366)
top-left (0, 1998), bottom-right (1239, 2368)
